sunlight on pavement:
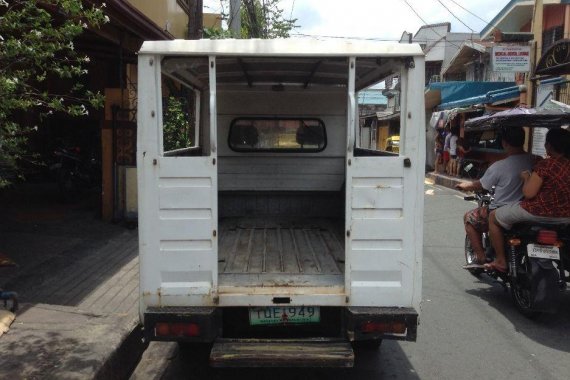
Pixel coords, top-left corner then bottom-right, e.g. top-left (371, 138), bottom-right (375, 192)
top-left (425, 189), bottom-right (435, 196)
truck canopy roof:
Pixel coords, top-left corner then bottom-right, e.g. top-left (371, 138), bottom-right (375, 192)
top-left (139, 38), bottom-right (424, 58)
top-left (150, 39), bottom-right (423, 90)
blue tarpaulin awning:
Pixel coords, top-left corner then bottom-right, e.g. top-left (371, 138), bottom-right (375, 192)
top-left (425, 81), bottom-right (519, 110)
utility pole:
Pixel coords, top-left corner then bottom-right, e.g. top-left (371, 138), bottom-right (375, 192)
top-left (527, 0), bottom-right (544, 107)
top-left (229, 0), bottom-right (241, 37)
top-left (188, 0), bottom-right (204, 39)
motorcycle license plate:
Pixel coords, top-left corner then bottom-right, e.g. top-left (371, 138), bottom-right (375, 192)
top-left (527, 244), bottom-right (560, 260)
top-left (249, 306), bottom-right (320, 326)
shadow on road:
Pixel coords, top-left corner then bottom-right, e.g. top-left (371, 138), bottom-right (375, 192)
top-left (466, 277), bottom-right (570, 353)
top-left (161, 341), bottom-right (421, 380)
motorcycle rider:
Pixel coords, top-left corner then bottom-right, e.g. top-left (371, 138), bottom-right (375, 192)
top-left (456, 126), bottom-right (536, 267)
top-left (487, 128), bottom-right (570, 272)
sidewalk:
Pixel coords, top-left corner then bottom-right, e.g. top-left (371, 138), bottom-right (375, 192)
top-left (425, 171), bottom-right (466, 189)
top-left (0, 183), bottom-right (143, 379)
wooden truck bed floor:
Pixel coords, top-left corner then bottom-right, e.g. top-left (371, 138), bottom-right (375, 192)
top-left (218, 217), bottom-right (345, 287)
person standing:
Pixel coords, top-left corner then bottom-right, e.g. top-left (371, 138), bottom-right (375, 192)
top-left (453, 137), bottom-right (471, 177)
top-left (442, 125), bottom-right (451, 174)
top-left (434, 133), bottom-right (444, 173)
top-left (448, 127), bottom-right (459, 176)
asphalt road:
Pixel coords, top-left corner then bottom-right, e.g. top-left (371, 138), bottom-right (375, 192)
top-left (131, 182), bottom-right (570, 380)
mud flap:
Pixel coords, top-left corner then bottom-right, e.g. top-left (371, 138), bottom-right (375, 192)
top-left (529, 259), bottom-right (561, 313)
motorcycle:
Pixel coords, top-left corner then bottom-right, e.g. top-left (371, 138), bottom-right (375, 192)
top-left (463, 190), bottom-right (570, 317)
top-left (463, 189), bottom-right (494, 277)
top-left (50, 146), bottom-right (100, 200)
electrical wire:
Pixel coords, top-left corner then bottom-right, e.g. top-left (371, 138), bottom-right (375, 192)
top-left (436, 0), bottom-right (475, 32)
top-left (289, 32), bottom-right (467, 47)
top-left (445, 0), bottom-right (491, 25)
top-left (399, 0), bottom-right (462, 48)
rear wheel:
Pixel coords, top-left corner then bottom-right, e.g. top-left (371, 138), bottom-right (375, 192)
top-left (465, 235), bottom-right (483, 278)
top-left (510, 253), bottom-right (540, 319)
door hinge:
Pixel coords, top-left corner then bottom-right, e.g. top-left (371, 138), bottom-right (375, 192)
top-left (404, 158), bottom-right (411, 168)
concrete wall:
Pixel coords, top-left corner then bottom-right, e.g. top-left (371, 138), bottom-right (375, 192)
top-left (127, 0), bottom-right (189, 39)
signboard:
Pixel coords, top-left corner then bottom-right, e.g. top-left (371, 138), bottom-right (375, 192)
top-left (492, 45), bottom-right (531, 72)
top-left (532, 83), bottom-right (555, 157)
top-left (532, 127), bottom-right (548, 157)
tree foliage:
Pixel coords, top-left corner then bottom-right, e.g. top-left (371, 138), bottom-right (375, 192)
top-left (163, 96), bottom-right (193, 152)
top-left (0, 0), bottom-right (107, 186)
top-left (203, 0), bottom-right (297, 39)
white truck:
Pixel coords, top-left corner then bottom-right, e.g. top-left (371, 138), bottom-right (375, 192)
top-left (137, 38), bottom-right (425, 367)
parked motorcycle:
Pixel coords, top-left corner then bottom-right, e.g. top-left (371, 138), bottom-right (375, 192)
top-left (463, 191), bottom-right (570, 317)
top-left (50, 146), bottom-right (100, 200)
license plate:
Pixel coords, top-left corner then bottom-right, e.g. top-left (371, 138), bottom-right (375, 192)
top-left (249, 306), bottom-right (320, 326)
top-left (527, 244), bottom-right (560, 260)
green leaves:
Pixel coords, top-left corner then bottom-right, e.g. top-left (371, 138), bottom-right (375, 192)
top-left (163, 96), bottom-right (193, 152)
top-left (0, 0), bottom-right (107, 186)
top-left (213, 0), bottom-right (298, 39)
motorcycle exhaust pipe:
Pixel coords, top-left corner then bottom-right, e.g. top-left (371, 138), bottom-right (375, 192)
top-left (508, 238), bottom-right (521, 279)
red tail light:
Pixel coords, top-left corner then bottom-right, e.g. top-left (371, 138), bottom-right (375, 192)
top-left (537, 230), bottom-right (557, 245)
top-left (155, 322), bottom-right (200, 337)
top-left (361, 321), bottom-right (406, 334)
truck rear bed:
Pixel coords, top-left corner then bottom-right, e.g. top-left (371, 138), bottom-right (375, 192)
top-left (218, 217), bottom-right (345, 288)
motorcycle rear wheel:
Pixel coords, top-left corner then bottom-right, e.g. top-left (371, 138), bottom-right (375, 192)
top-left (465, 235), bottom-right (483, 278)
top-left (510, 254), bottom-right (540, 319)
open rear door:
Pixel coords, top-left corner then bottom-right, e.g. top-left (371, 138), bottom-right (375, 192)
top-left (346, 57), bottom-right (425, 308)
top-left (137, 54), bottom-right (218, 309)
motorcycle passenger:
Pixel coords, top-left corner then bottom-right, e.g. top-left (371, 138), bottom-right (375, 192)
top-left (487, 128), bottom-right (570, 272)
top-left (456, 126), bottom-right (536, 267)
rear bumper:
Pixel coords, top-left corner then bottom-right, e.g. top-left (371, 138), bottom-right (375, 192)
top-left (144, 307), bottom-right (221, 343)
top-left (143, 306), bottom-right (418, 343)
top-left (346, 307), bottom-right (418, 342)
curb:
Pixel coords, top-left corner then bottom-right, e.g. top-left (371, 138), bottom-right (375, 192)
top-left (96, 321), bottom-right (147, 380)
top-left (425, 172), bottom-right (464, 190)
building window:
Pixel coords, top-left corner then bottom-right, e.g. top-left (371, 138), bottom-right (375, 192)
top-left (555, 80), bottom-right (570, 105)
top-left (543, 26), bottom-right (563, 51)
top-left (426, 62), bottom-right (442, 84)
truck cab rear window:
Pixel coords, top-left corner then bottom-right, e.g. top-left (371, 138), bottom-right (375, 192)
top-left (228, 118), bottom-right (326, 152)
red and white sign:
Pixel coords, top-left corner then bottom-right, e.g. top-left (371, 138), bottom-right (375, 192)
top-left (492, 45), bottom-right (531, 72)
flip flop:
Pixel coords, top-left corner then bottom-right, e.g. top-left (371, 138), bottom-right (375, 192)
top-left (463, 263), bottom-right (485, 270)
top-left (484, 262), bottom-right (508, 273)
